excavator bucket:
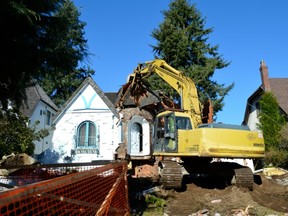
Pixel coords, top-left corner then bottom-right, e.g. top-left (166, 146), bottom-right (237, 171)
top-left (116, 79), bottom-right (177, 110)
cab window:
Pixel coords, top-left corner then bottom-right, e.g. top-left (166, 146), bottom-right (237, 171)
top-left (176, 117), bottom-right (192, 130)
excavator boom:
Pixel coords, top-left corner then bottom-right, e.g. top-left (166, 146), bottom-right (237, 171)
top-left (128, 59), bottom-right (203, 128)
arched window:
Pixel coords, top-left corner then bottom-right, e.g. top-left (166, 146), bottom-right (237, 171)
top-left (130, 122), bottom-right (143, 154)
top-left (76, 121), bottom-right (98, 148)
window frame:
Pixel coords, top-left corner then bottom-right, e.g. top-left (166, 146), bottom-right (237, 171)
top-left (76, 121), bottom-right (99, 150)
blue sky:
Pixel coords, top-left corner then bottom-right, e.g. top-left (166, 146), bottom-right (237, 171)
top-left (73, 0), bottom-right (288, 125)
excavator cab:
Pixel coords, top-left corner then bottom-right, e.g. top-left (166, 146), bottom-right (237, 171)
top-left (154, 112), bottom-right (177, 152)
top-left (153, 111), bottom-right (193, 153)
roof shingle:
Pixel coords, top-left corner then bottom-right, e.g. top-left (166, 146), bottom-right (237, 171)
top-left (20, 85), bottom-right (58, 117)
top-left (269, 78), bottom-right (288, 114)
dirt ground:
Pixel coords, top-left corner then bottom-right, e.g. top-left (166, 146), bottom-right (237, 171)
top-left (128, 171), bottom-right (288, 216)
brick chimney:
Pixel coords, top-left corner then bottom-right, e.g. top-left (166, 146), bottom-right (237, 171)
top-left (259, 60), bottom-right (270, 91)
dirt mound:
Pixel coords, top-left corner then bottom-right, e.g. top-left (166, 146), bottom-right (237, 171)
top-left (164, 173), bottom-right (288, 215)
top-left (129, 172), bottom-right (288, 215)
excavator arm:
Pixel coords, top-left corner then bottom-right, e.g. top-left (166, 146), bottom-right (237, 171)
top-left (128, 59), bottom-right (203, 128)
top-left (120, 59), bottom-right (264, 190)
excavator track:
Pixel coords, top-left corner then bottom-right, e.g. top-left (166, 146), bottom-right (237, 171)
top-left (234, 167), bottom-right (254, 190)
top-left (159, 160), bottom-right (183, 189)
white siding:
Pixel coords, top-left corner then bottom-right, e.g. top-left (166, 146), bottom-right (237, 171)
top-left (246, 98), bottom-right (261, 132)
top-left (68, 85), bottom-right (109, 111)
top-left (52, 84), bottom-right (119, 163)
top-left (29, 101), bottom-right (56, 155)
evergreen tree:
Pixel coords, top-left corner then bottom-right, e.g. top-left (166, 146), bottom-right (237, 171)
top-left (1, 0), bottom-right (59, 110)
top-left (149, 0), bottom-right (233, 114)
top-left (0, 0), bottom-right (93, 156)
top-left (37, 0), bottom-right (95, 107)
top-left (0, 109), bottom-right (49, 157)
top-left (280, 123), bottom-right (288, 150)
top-left (257, 92), bottom-right (286, 150)
top-left (0, 0), bottom-right (94, 109)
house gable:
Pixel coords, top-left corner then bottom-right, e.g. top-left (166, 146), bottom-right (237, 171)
top-left (54, 76), bottom-right (119, 124)
top-left (50, 76), bottom-right (120, 163)
top-left (20, 84), bottom-right (58, 118)
top-left (66, 85), bottom-right (110, 111)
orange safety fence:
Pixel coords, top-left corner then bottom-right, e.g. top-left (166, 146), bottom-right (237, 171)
top-left (0, 161), bottom-right (130, 216)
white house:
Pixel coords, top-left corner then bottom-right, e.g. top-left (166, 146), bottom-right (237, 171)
top-left (50, 76), bottom-right (120, 163)
top-left (20, 85), bottom-right (59, 156)
top-left (243, 60), bottom-right (288, 131)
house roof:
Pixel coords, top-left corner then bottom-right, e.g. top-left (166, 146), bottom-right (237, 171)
top-left (269, 78), bottom-right (288, 114)
top-left (105, 92), bottom-right (118, 105)
top-left (20, 85), bottom-right (58, 118)
top-left (53, 76), bottom-right (119, 123)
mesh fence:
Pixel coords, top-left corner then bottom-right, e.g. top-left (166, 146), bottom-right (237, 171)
top-left (0, 161), bottom-right (130, 216)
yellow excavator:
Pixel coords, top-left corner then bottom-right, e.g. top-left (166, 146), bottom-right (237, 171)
top-left (118, 59), bottom-right (265, 190)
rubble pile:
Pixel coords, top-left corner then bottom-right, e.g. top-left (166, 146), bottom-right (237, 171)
top-left (0, 153), bottom-right (38, 191)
